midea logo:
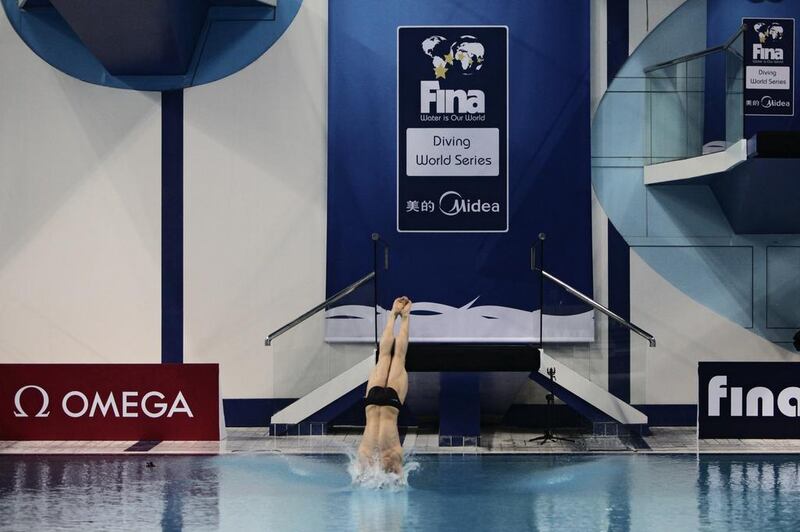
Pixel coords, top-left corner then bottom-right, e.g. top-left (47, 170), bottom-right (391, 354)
top-left (708, 375), bottom-right (800, 417)
top-left (439, 191), bottom-right (500, 216)
top-left (13, 385), bottom-right (194, 419)
top-left (760, 95), bottom-right (790, 109)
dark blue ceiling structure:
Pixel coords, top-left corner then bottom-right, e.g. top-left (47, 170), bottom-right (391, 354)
top-left (3, 0), bottom-right (301, 90)
top-left (711, 134), bottom-right (800, 234)
top-left (47, 0), bottom-right (211, 76)
top-left (648, 132), bottom-right (800, 234)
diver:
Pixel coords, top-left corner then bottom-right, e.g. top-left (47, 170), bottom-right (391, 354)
top-left (357, 296), bottom-right (412, 476)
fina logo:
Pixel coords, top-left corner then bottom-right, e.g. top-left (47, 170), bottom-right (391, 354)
top-left (754, 22), bottom-right (784, 45)
top-left (753, 22), bottom-right (785, 60)
top-left (13, 384), bottom-right (194, 419)
top-left (708, 375), bottom-right (800, 417)
top-left (439, 191), bottom-right (500, 216)
top-left (420, 35), bottom-right (486, 114)
top-left (421, 35), bottom-right (485, 79)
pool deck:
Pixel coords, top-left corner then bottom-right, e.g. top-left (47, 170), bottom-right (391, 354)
top-left (3, 427), bottom-right (800, 455)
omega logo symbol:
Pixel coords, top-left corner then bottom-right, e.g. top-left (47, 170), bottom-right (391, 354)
top-left (13, 384), bottom-right (51, 418)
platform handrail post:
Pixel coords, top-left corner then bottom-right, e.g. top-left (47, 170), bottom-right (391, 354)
top-left (372, 233), bottom-right (379, 351)
top-left (538, 233), bottom-right (545, 350)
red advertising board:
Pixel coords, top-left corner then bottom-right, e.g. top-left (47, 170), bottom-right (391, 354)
top-left (0, 364), bottom-right (220, 441)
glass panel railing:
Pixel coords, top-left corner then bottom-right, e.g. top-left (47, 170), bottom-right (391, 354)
top-left (645, 26), bottom-right (746, 165)
top-left (269, 276), bottom-right (377, 403)
top-left (725, 30), bottom-right (744, 146)
top-left (646, 57), bottom-right (706, 163)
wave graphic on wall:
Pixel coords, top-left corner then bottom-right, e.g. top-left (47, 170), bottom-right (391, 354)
top-left (325, 298), bottom-right (594, 343)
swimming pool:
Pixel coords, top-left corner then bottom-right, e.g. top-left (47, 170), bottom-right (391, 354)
top-left (1, 454), bottom-right (799, 531)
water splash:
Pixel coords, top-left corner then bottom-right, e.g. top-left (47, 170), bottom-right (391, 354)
top-left (344, 447), bottom-right (420, 491)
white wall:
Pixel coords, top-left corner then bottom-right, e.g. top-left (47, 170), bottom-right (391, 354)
top-left (2, 0), bottom-right (760, 417)
top-left (630, 252), bottom-right (793, 405)
top-left (0, 14), bottom-right (161, 363)
top-left (183, 0), bottom-right (370, 399)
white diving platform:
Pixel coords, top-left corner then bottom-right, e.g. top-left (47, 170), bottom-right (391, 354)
top-left (643, 139), bottom-right (747, 185)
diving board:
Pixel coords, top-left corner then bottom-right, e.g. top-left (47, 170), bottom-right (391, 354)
top-left (269, 343), bottom-right (540, 428)
top-left (406, 343), bottom-right (540, 372)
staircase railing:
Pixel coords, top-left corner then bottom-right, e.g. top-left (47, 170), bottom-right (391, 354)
top-left (264, 271), bottom-right (376, 346)
top-left (540, 269), bottom-right (656, 347)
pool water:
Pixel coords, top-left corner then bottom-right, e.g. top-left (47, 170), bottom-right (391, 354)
top-left (2, 453), bottom-right (800, 531)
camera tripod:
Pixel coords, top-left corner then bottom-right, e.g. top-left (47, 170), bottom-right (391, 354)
top-left (529, 367), bottom-right (574, 445)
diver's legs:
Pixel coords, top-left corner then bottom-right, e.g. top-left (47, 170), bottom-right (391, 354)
top-left (366, 297), bottom-right (404, 391)
top-left (376, 299), bottom-right (412, 475)
top-left (358, 298), bottom-right (408, 467)
top-left (386, 301), bottom-right (411, 403)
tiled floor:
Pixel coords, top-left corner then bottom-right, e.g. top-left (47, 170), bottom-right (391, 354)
top-left (4, 427), bottom-right (800, 455)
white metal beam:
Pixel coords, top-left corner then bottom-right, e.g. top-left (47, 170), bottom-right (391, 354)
top-left (271, 352), bottom-right (374, 425)
top-left (540, 350), bottom-right (648, 425)
top-left (644, 139), bottom-right (747, 185)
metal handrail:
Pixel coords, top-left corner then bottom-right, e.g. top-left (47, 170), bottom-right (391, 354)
top-left (644, 24), bottom-right (746, 73)
top-left (264, 271), bottom-right (375, 346)
top-left (540, 269), bottom-right (656, 347)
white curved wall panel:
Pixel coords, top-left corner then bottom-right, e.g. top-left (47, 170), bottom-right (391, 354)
top-left (0, 13), bottom-right (161, 364)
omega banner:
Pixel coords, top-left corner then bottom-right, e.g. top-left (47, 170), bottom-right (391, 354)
top-left (398, 26), bottom-right (508, 232)
top-left (699, 362), bottom-right (800, 439)
top-left (0, 364), bottom-right (220, 441)
top-left (744, 17), bottom-right (794, 117)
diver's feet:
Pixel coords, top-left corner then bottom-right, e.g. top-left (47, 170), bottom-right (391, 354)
top-left (400, 298), bottom-right (412, 318)
top-left (390, 297), bottom-right (406, 317)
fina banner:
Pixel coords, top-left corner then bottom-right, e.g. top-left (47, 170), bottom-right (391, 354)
top-left (744, 17), bottom-right (794, 116)
top-left (699, 362), bottom-right (800, 439)
top-left (327, 1), bottom-right (593, 343)
top-left (0, 364), bottom-right (220, 441)
top-left (398, 26), bottom-right (508, 232)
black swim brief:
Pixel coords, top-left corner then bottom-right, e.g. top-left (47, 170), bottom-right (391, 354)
top-left (364, 386), bottom-right (403, 409)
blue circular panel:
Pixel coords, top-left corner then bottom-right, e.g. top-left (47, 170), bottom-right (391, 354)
top-left (2, 0), bottom-right (302, 90)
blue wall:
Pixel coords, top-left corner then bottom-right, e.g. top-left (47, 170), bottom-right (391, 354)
top-left (327, 0), bottom-right (593, 332)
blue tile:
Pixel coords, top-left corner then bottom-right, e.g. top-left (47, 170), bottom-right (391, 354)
top-left (592, 92), bottom-right (647, 158)
top-left (647, 186), bottom-right (732, 238)
top-left (593, 167), bottom-right (647, 237)
top-left (767, 247), bottom-right (800, 328)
